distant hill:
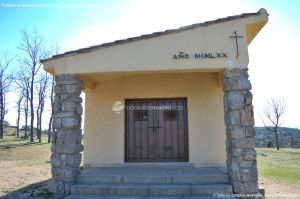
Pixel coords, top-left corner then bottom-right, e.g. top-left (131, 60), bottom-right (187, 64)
top-left (255, 127), bottom-right (300, 148)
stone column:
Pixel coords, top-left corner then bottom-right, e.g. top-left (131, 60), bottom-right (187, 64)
top-left (49, 74), bottom-right (84, 195)
top-left (222, 68), bottom-right (258, 194)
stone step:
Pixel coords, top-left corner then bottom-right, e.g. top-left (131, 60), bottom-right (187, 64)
top-left (71, 183), bottom-right (233, 197)
top-left (65, 194), bottom-right (236, 199)
top-left (76, 174), bottom-right (229, 184)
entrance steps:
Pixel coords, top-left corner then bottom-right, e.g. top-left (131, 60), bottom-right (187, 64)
top-left (66, 166), bottom-right (234, 198)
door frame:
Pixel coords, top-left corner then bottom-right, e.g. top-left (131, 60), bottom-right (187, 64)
top-left (124, 97), bottom-right (189, 162)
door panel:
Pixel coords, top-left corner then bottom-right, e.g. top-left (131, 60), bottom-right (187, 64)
top-left (126, 99), bottom-right (188, 162)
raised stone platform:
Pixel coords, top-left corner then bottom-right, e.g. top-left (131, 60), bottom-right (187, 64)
top-left (65, 165), bottom-right (234, 198)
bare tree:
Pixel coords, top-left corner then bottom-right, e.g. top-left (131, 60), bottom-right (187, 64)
top-left (16, 92), bottom-right (24, 138)
top-left (18, 29), bottom-right (47, 142)
top-left (36, 72), bottom-right (50, 142)
top-left (15, 68), bottom-right (31, 139)
top-left (261, 98), bottom-right (286, 150)
top-left (0, 52), bottom-right (14, 138)
top-left (23, 95), bottom-right (29, 139)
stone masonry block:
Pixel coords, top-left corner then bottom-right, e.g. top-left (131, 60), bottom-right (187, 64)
top-left (223, 68), bottom-right (242, 79)
top-left (62, 117), bottom-right (80, 129)
top-left (232, 138), bottom-right (255, 149)
top-left (237, 78), bottom-right (252, 90)
top-left (223, 94), bottom-right (229, 112)
top-left (55, 112), bottom-right (76, 118)
top-left (226, 92), bottom-right (245, 110)
top-left (231, 147), bottom-right (243, 156)
top-left (239, 160), bottom-right (254, 168)
top-left (241, 68), bottom-right (249, 78)
top-left (242, 148), bottom-right (257, 161)
top-left (228, 159), bottom-right (240, 181)
top-left (57, 129), bottom-right (82, 139)
top-left (51, 153), bottom-right (61, 167)
top-left (60, 154), bottom-right (67, 167)
top-left (225, 110), bottom-right (240, 126)
top-left (61, 94), bottom-right (82, 103)
top-left (52, 117), bottom-right (62, 129)
top-left (227, 126), bottom-right (245, 139)
top-left (55, 130), bottom-right (82, 154)
top-left (55, 74), bottom-right (82, 82)
top-left (62, 102), bottom-right (76, 112)
top-left (240, 168), bottom-right (252, 183)
top-left (51, 167), bottom-right (78, 182)
top-left (240, 105), bottom-right (254, 126)
top-left (222, 78), bottom-right (238, 92)
top-left (62, 84), bottom-right (82, 94)
top-left (67, 153), bottom-right (82, 167)
top-left (55, 80), bottom-right (83, 86)
top-left (54, 85), bottom-right (63, 94)
top-left (226, 139), bottom-right (232, 156)
top-left (53, 96), bottom-right (62, 113)
top-left (252, 164), bottom-right (258, 180)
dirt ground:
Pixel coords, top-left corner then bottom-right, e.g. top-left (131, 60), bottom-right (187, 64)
top-left (0, 137), bottom-right (53, 198)
top-left (259, 177), bottom-right (300, 199)
top-left (0, 162), bottom-right (50, 195)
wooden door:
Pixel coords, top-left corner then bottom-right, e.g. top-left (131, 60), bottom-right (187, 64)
top-left (125, 98), bottom-right (188, 162)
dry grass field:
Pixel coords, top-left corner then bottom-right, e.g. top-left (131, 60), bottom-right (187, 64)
top-left (0, 136), bottom-right (52, 198)
top-left (0, 135), bottom-right (299, 198)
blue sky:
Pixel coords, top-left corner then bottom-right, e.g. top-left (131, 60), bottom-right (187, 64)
top-left (0, 0), bottom-right (126, 51)
top-left (1, 0), bottom-right (300, 128)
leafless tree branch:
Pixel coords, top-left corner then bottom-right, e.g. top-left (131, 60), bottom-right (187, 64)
top-left (261, 98), bottom-right (286, 150)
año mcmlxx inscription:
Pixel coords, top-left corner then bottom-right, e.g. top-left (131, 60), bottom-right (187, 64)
top-left (173, 52), bottom-right (227, 60)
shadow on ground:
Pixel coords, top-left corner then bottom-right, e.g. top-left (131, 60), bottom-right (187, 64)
top-left (0, 179), bottom-right (62, 199)
top-left (0, 142), bottom-right (48, 149)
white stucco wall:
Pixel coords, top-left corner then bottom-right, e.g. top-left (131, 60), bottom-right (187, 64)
top-left (83, 72), bottom-right (226, 167)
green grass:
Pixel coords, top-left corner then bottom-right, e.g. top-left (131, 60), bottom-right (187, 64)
top-left (0, 135), bottom-right (51, 166)
top-left (0, 136), bottom-right (49, 146)
top-left (256, 148), bottom-right (300, 185)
